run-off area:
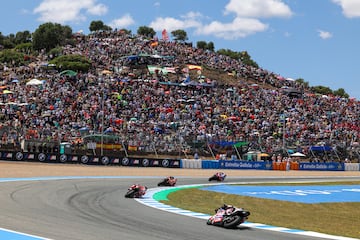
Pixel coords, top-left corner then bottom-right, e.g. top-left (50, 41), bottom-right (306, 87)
top-left (201, 185), bottom-right (360, 203)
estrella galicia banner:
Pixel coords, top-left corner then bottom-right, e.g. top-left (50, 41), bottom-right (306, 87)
top-left (219, 160), bottom-right (272, 170)
top-left (299, 162), bottom-right (344, 171)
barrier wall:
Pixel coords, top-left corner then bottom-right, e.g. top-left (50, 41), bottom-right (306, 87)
top-left (272, 161), bottom-right (300, 171)
top-left (201, 160), bottom-right (220, 169)
top-left (186, 159), bottom-right (359, 172)
top-left (298, 162), bottom-right (345, 171)
top-left (1, 150), bottom-right (359, 171)
top-left (0, 151), bottom-right (180, 168)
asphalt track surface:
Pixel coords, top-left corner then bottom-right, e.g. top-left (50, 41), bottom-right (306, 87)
top-left (1, 176), bottom-right (359, 240)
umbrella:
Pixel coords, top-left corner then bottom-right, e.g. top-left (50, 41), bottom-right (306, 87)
top-left (2, 90), bottom-right (13, 94)
top-left (26, 79), bottom-right (43, 86)
top-left (60, 70), bottom-right (77, 77)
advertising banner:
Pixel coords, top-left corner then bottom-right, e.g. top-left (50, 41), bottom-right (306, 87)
top-left (219, 160), bottom-right (272, 170)
top-left (298, 162), bottom-right (345, 171)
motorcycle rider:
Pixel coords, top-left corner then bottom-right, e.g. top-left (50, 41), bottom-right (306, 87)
top-left (166, 176), bottom-right (177, 185)
top-left (130, 184), bottom-right (147, 195)
top-left (216, 172), bottom-right (227, 180)
top-left (215, 204), bottom-right (234, 214)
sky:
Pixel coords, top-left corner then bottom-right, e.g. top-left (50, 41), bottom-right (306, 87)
top-left (1, 0), bottom-right (360, 100)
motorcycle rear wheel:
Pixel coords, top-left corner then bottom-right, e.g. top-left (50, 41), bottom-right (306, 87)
top-left (223, 215), bottom-right (242, 228)
top-left (208, 176), bottom-right (216, 181)
top-left (125, 189), bottom-right (136, 198)
top-left (158, 180), bottom-right (167, 186)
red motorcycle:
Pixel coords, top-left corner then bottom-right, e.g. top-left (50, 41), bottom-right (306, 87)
top-left (208, 172), bottom-right (227, 181)
top-left (207, 204), bottom-right (250, 228)
top-left (157, 176), bottom-right (177, 186)
top-left (125, 184), bottom-right (147, 198)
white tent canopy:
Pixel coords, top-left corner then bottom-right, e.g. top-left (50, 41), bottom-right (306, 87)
top-left (290, 152), bottom-right (306, 157)
top-left (26, 78), bottom-right (44, 86)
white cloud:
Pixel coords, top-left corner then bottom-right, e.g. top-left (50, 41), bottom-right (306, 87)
top-left (108, 14), bottom-right (135, 29)
top-left (196, 17), bottom-right (268, 40)
top-left (224, 0), bottom-right (293, 18)
top-left (86, 3), bottom-right (108, 16)
top-left (332, 0), bottom-right (360, 18)
top-left (318, 30), bottom-right (333, 39)
top-left (149, 11), bottom-right (202, 32)
top-left (33, 0), bottom-right (108, 24)
top-left (150, 1), bottom-right (291, 40)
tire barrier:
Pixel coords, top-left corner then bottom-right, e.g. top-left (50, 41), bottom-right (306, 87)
top-left (344, 163), bottom-right (360, 171)
top-left (181, 159), bottom-right (202, 169)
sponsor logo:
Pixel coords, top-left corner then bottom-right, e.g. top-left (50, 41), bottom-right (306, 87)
top-left (81, 155), bottom-right (89, 163)
top-left (16, 152), bottom-right (24, 160)
top-left (122, 157), bottom-right (129, 166)
top-left (162, 159), bottom-right (170, 167)
top-left (38, 153), bottom-right (46, 162)
top-left (60, 154), bottom-right (67, 162)
top-left (142, 159), bottom-right (149, 167)
top-left (101, 156), bottom-right (110, 165)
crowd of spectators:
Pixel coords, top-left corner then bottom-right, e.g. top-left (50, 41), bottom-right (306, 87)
top-left (0, 30), bottom-right (359, 162)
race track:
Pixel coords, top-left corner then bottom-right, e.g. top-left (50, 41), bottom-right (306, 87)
top-left (1, 176), bottom-right (357, 240)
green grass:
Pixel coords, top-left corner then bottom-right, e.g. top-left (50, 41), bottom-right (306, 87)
top-left (161, 181), bottom-right (360, 239)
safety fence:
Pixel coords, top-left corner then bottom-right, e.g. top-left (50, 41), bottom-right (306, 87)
top-left (0, 150), bottom-right (359, 171)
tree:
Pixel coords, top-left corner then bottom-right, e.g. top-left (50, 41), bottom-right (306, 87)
top-left (295, 78), bottom-right (309, 88)
top-left (333, 88), bottom-right (349, 98)
top-left (0, 49), bottom-right (25, 66)
top-left (217, 49), bottom-right (258, 68)
top-left (196, 41), bottom-right (214, 51)
top-left (15, 43), bottom-right (33, 54)
top-left (207, 41), bottom-right (215, 52)
top-left (137, 26), bottom-right (156, 38)
top-left (196, 41), bottom-right (207, 50)
top-left (89, 20), bottom-right (112, 32)
top-left (48, 47), bottom-right (63, 59)
top-left (49, 54), bottom-right (91, 72)
top-left (118, 28), bottom-right (131, 35)
top-left (15, 31), bottom-right (32, 44)
top-left (311, 85), bottom-right (333, 96)
top-left (171, 29), bottom-right (188, 42)
top-left (32, 22), bottom-right (73, 52)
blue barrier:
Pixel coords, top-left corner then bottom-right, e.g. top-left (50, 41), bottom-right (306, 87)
top-left (201, 160), bottom-right (220, 169)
